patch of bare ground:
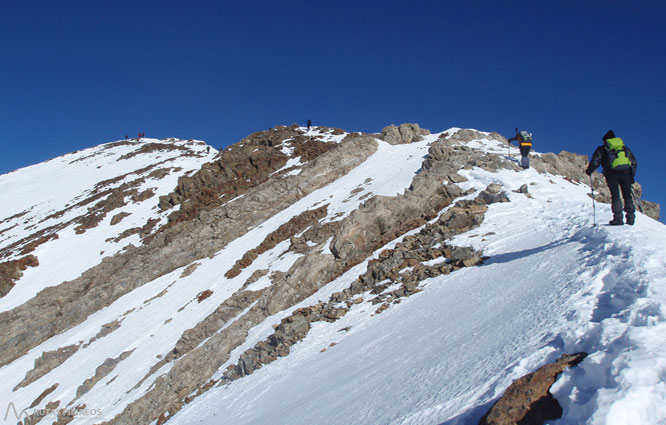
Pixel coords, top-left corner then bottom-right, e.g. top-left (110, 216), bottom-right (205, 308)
top-left (106, 218), bottom-right (159, 244)
top-left (68, 140), bottom-right (137, 164)
top-left (0, 162), bottom-right (181, 263)
top-left (0, 209), bottom-right (30, 225)
top-left (196, 290), bottom-right (213, 302)
top-left (117, 143), bottom-right (192, 161)
top-left (53, 403), bottom-right (88, 425)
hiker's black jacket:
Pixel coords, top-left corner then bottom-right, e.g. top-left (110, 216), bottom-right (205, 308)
top-left (586, 145), bottom-right (637, 177)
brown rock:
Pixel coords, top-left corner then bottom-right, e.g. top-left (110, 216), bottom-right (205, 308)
top-left (479, 352), bottom-right (587, 425)
top-left (381, 123), bottom-right (431, 145)
top-left (0, 254), bottom-right (39, 297)
top-left (110, 212), bottom-right (131, 226)
top-left (29, 383), bottom-right (59, 408)
top-left (196, 290), bottom-right (213, 303)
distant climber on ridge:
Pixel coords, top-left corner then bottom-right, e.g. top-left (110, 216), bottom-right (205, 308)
top-left (586, 130), bottom-right (638, 226)
top-left (507, 129), bottom-right (533, 169)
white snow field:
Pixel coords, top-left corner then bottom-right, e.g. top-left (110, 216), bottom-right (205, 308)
top-left (1, 129), bottom-right (664, 425)
top-left (0, 137), bottom-right (216, 312)
top-left (165, 155), bottom-right (666, 425)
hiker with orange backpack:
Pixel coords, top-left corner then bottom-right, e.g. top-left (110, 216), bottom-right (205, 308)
top-left (585, 130), bottom-right (638, 225)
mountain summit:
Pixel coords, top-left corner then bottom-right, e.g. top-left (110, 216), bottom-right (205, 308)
top-left (1, 125), bottom-right (664, 425)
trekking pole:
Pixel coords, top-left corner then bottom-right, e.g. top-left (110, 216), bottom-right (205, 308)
top-left (510, 127), bottom-right (518, 157)
top-left (590, 175), bottom-right (597, 227)
top-left (630, 187), bottom-right (644, 213)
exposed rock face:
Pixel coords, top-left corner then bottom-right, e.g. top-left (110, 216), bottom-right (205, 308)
top-left (156, 125), bottom-right (345, 234)
top-left (0, 133), bottom-right (378, 368)
top-left (103, 134), bottom-right (514, 425)
top-left (479, 353), bottom-right (587, 425)
top-left (225, 205), bottom-right (329, 278)
top-left (381, 123), bottom-right (431, 145)
top-left (1, 125), bottom-right (660, 425)
top-left (216, 186), bottom-right (506, 388)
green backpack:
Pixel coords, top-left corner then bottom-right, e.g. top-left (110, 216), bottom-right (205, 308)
top-left (604, 137), bottom-right (631, 171)
top-left (518, 131), bottom-right (533, 145)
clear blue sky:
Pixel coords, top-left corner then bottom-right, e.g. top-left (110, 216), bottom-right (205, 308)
top-left (2, 1), bottom-right (664, 217)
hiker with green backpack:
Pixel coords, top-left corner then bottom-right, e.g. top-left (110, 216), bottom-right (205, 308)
top-left (507, 130), bottom-right (533, 169)
top-left (585, 130), bottom-right (638, 225)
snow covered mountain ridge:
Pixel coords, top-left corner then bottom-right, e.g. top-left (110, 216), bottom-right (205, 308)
top-left (0, 124), bottom-right (664, 425)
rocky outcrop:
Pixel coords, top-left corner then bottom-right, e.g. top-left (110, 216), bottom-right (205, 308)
top-left (110, 212), bottom-right (131, 226)
top-left (479, 352), bottom-right (587, 425)
top-left (83, 320), bottom-right (122, 348)
top-left (0, 254), bottom-right (38, 297)
top-left (104, 135), bottom-right (513, 425)
top-left (155, 125), bottom-right (345, 235)
top-left (217, 188), bottom-right (504, 388)
top-left (14, 344), bottom-right (80, 390)
top-left (328, 133), bottom-right (508, 263)
top-left (74, 350), bottom-right (134, 400)
top-left (117, 142), bottom-right (192, 161)
top-left (225, 205), bottom-right (329, 278)
top-left (5, 124), bottom-right (657, 425)
top-left (72, 164), bottom-right (180, 235)
top-left (380, 123), bottom-right (431, 145)
top-left (0, 133), bottom-right (377, 368)
top-left (29, 383), bottom-right (59, 409)
top-left (0, 157), bottom-right (189, 265)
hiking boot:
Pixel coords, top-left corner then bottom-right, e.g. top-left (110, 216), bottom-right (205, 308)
top-left (608, 218), bottom-right (624, 226)
top-left (626, 214), bottom-right (635, 225)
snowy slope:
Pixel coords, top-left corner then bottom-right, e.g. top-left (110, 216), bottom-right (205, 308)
top-left (0, 130), bottom-right (437, 424)
top-left (1, 128), bottom-right (665, 425)
top-left (0, 138), bottom-right (217, 312)
top-left (161, 143), bottom-right (666, 425)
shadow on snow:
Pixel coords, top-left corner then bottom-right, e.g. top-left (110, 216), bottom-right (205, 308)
top-left (481, 238), bottom-right (571, 266)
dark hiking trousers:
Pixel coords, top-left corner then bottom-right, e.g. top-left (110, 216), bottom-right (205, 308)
top-left (605, 171), bottom-right (635, 221)
top-left (519, 146), bottom-right (531, 169)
